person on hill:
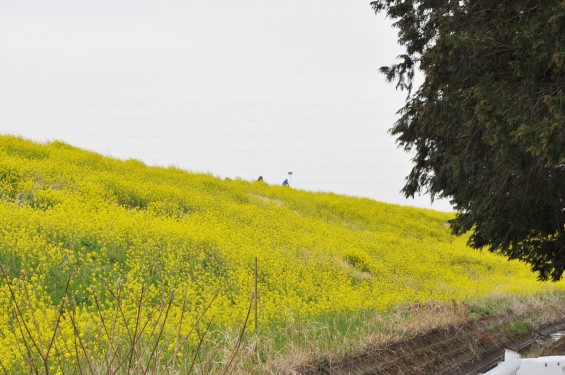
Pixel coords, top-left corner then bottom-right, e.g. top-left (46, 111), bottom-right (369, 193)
top-left (257, 176), bottom-right (263, 182)
top-left (282, 179), bottom-right (289, 187)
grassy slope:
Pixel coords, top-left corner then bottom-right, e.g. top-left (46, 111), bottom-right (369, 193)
top-left (0, 135), bottom-right (563, 371)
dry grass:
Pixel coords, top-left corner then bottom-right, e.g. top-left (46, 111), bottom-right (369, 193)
top-left (236, 293), bottom-right (565, 374)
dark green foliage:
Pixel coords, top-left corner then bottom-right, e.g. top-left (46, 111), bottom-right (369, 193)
top-left (372, 0), bottom-right (565, 280)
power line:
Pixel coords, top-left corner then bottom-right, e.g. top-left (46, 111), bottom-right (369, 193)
top-left (101, 148), bottom-right (397, 155)
top-left (0, 110), bottom-right (396, 122)
top-left (0, 129), bottom-right (392, 139)
top-left (284, 180), bottom-right (404, 185)
top-left (179, 165), bottom-right (409, 171)
top-left (0, 96), bottom-right (403, 108)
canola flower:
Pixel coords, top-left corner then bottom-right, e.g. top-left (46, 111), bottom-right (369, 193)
top-left (0, 135), bottom-right (563, 372)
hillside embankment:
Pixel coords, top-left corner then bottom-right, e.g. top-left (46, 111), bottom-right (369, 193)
top-left (2, 135), bottom-right (565, 373)
top-left (296, 298), bottom-right (565, 375)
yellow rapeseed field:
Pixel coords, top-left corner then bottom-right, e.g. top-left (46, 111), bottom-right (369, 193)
top-left (0, 135), bottom-right (563, 372)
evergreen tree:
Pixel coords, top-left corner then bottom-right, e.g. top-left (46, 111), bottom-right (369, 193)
top-left (372, 0), bottom-right (565, 280)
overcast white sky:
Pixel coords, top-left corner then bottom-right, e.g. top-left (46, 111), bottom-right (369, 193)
top-left (0, 0), bottom-right (453, 211)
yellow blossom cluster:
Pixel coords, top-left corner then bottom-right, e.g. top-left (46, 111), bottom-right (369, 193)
top-left (0, 135), bottom-right (563, 372)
